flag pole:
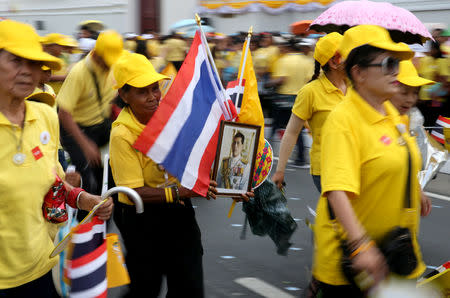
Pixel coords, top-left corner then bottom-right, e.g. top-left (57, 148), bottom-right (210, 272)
top-left (235, 26), bottom-right (253, 110)
top-left (195, 14), bottom-right (231, 120)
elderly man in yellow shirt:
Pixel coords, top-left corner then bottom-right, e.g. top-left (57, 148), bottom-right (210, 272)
top-left (57, 30), bottom-right (123, 197)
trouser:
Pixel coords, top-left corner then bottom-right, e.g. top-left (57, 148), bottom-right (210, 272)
top-left (60, 119), bottom-right (111, 195)
top-left (311, 175), bottom-right (321, 193)
top-left (115, 200), bottom-right (204, 298)
top-left (0, 270), bottom-right (58, 298)
top-left (306, 276), bottom-right (364, 298)
top-left (271, 94), bottom-right (296, 139)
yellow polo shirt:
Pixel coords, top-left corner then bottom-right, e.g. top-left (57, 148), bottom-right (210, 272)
top-left (0, 101), bottom-right (64, 289)
top-left (56, 54), bottom-right (116, 127)
top-left (109, 107), bottom-right (178, 205)
top-left (418, 56), bottom-right (449, 100)
top-left (312, 89), bottom-right (425, 285)
top-left (272, 53), bottom-right (314, 95)
top-left (292, 74), bottom-right (347, 175)
top-left (254, 45), bottom-right (280, 73)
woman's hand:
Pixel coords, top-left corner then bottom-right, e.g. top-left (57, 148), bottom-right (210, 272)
top-left (351, 244), bottom-right (388, 289)
top-left (420, 192), bottom-right (432, 217)
top-left (206, 180), bottom-right (218, 200)
top-left (272, 171), bottom-right (285, 189)
top-left (233, 191), bottom-right (254, 202)
top-left (78, 192), bottom-right (114, 221)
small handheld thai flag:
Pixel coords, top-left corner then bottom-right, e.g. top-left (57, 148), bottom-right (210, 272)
top-left (66, 217), bottom-right (107, 298)
top-left (431, 115), bottom-right (450, 144)
top-left (134, 31), bottom-right (236, 196)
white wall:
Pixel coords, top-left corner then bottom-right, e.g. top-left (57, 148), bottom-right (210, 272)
top-left (160, 0), bottom-right (199, 34)
top-left (0, 0), bottom-right (138, 36)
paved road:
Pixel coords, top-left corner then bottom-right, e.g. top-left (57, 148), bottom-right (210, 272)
top-left (109, 160), bottom-right (450, 297)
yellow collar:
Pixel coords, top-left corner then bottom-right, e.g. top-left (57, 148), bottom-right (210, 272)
top-left (0, 100), bottom-right (38, 126)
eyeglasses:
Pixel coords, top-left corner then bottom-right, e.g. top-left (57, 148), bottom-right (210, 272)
top-left (365, 56), bottom-right (400, 75)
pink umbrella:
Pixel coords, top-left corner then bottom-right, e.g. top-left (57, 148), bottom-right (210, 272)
top-left (310, 0), bottom-right (432, 44)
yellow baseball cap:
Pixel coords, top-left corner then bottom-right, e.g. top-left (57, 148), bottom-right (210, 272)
top-left (0, 20), bottom-right (62, 70)
top-left (41, 33), bottom-right (66, 45)
top-left (94, 30), bottom-right (123, 67)
top-left (25, 90), bottom-right (55, 107)
top-left (397, 60), bottom-right (435, 87)
top-left (314, 32), bottom-right (343, 66)
top-left (113, 53), bottom-right (169, 89)
top-left (338, 25), bottom-right (414, 61)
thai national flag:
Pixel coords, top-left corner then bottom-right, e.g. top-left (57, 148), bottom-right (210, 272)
top-left (431, 115), bottom-right (450, 144)
top-left (134, 31), bottom-right (235, 196)
top-left (66, 217), bottom-right (107, 298)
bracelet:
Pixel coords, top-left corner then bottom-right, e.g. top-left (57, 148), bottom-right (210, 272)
top-left (350, 240), bottom-right (375, 259)
top-left (348, 235), bottom-right (369, 252)
top-left (76, 191), bottom-right (84, 210)
top-left (171, 185), bottom-right (180, 204)
top-left (67, 187), bottom-right (85, 209)
top-left (165, 187), bottom-right (173, 203)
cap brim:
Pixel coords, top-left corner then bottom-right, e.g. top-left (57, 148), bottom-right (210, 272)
top-left (6, 47), bottom-right (62, 70)
top-left (398, 76), bottom-right (435, 87)
top-left (25, 92), bottom-right (55, 107)
top-left (369, 41), bottom-right (414, 60)
top-left (114, 73), bottom-right (169, 89)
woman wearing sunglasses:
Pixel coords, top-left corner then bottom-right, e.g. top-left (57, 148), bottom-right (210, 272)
top-left (272, 32), bottom-right (347, 193)
top-left (308, 25), bottom-right (426, 297)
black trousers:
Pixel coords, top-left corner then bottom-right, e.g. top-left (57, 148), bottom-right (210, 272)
top-left (60, 119), bottom-right (111, 195)
top-left (306, 277), bottom-right (364, 298)
top-left (0, 270), bottom-right (58, 298)
top-left (114, 200), bottom-right (204, 298)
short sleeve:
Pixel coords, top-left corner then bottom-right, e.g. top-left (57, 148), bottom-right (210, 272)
top-left (292, 84), bottom-right (314, 120)
top-left (56, 63), bottom-right (85, 113)
top-left (109, 128), bottom-right (145, 189)
top-left (320, 113), bottom-right (361, 196)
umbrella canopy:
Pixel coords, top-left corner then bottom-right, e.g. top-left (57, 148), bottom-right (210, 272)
top-left (170, 19), bottom-right (204, 32)
top-left (310, 0), bottom-right (432, 44)
top-left (181, 25), bottom-right (215, 38)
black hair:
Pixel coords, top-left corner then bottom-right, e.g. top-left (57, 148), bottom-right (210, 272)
top-left (114, 84), bottom-right (132, 108)
top-left (135, 39), bottom-right (150, 59)
top-left (308, 60), bottom-right (331, 82)
top-left (234, 131), bottom-right (245, 144)
top-left (344, 44), bottom-right (386, 82)
top-left (430, 41), bottom-right (443, 59)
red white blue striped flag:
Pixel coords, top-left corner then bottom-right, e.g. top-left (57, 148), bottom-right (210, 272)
top-left (134, 30), bottom-right (236, 196)
top-left (66, 217), bottom-right (107, 298)
top-left (431, 115), bottom-right (450, 144)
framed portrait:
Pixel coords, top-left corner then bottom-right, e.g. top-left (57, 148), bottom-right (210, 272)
top-left (212, 121), bottom-right (261, 196)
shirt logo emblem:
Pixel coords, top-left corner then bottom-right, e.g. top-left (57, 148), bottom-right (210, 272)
top-left (40, 131), bottom-right (50, 145)
top-left (380, 135), bottom-right (392, 145)
top-left (32, 146), bottom-right (43, 160)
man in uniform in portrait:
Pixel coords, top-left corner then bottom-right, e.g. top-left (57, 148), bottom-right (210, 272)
top-left (217, 131), bottom-right (251, 190)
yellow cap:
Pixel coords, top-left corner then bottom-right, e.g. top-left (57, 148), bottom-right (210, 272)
top-left (94, 30), bottom-right (123, 67)
top-left (113, 53), bottom-right (169, 89)
top-left (397, 60), bottom-right (435, 87)
top-left (59, 36), bottom-right (78, 48)
top-left (314, 32), bottom-right (343, 66)
top-left (26, 91), bottom-right (55, 107)
top-left (0, 20), bottom-right (62, 70)
top-left (41, 33), bottom-right (66, 46)
top-left (338, 25), bottom-right (414, 61)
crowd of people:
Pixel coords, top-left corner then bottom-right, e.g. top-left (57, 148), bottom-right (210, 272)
top-left (0, 15), bottom-right (449, 298)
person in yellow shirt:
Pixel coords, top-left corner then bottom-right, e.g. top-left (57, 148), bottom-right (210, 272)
top-left (0, 20), bottom-right (112, 297)
top-left (268, 38), bottom-right (314, 143)
top-left (109, 53), bottom-right (248, 297)
top-left (162, 33), bottom-right (188, 71)
top-left (391, 60), bottom-right (435, 118)
top-left (308, 25), bottom-right (428, 297)
top-left (57, 30), bottom-right (123, 197)
top-left (272, 32), bottom-right (347, 191)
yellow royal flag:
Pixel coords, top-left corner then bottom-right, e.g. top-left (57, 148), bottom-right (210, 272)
top-left (237, 40), bottom-right (265, 150)
top-left (159, 62), bottom-right (177, 99)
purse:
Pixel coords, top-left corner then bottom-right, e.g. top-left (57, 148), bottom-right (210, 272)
top-left (42, 175), bottom-right (68, 223)
top-left (329, 130), bottom-right (417, 288)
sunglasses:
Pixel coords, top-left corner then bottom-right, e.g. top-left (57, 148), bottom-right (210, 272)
top-left (365, 56), bottom-right (400, 75)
